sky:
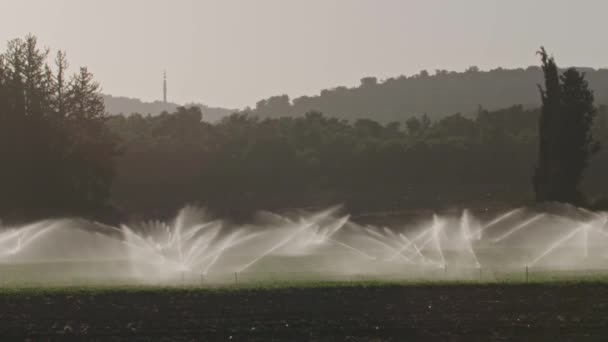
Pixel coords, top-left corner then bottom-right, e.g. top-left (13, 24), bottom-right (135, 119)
top-left (1, 0), bottom-right (607, 109)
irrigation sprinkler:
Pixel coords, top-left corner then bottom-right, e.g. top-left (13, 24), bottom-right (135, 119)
top-left (2, 204), bottom-right (608, 286)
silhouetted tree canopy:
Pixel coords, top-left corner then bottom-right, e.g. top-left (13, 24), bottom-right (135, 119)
top-left (0, 35), bottom-right (119, 221)
top-left (533, 48), bottom-right (600, 205)
top-left (106, 100), bottom-right (608, 219)
top-left (3, 36), bottom-right (608, 222)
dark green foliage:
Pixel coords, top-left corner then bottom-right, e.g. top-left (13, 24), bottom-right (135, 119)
top-left (1, 37), bottom-right (607, 220)
top-left (108, 105), bottom-right (553, 218)
top-left (0, 36), bottom-right (119, 221)
top-left (533, 48), bottom-right (599, 204)
top-left (108, 98), bottom-right (608, 218)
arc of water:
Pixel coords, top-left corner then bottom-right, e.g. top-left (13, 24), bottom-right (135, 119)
top-left (580, 216), bottom-right (608, 259)
top-left (121, 226), bottom-right (163, 254)
top-left (387, 229), bottom-right (431, 261)
top-left (365, 227), bottom-right (390, 241)
top-left (396, 216), bottom-right (447, 266)
top-left (182, 240), bottom-right (212, 266)
top-left (124, 226), bottom-right (191, 267)
top-left (399, 233), bottom-right (429, 261)
top-left (138, 221), bottom-right (170, 249)
top-left (20, 223), bottom-right (60, 247)
top-left (433, 216), bottom-right (446, 267)
top-left (359, 225), bottom-right (415, 262)
top-left (259, 211), bottom-right (296, 225)
top-left (469, 208), bottom-right (523, 239)
top-left (324, 216), bottom-right (350, 240)
top-left (177, 222), bottom-right (219, 244)
top-left (583, 223), bottom-right (589, 259)
top-left (414, 234), bottom-right (443, 266)
top-left (383, 227), bottom-right (401, 241)
top-left (529, 223), bottom-right (589, 267)
top-left (191, 238), bottom-right (245, 271)
top-left (237, 221), bottom-right (316, 273)
top-left (591, 215), bottom-right (608, 238)
top-left (303, 206), bottom-right (343, 226)
top-left (460, 210), bottom-right (481, 267)
top-left (173, 215), bottom-right (185, 266)
top-left (327, 238), bottom-right (376, 260)
top-left (0, 222), bottom-right (60, 258)
top-left (202, 231), bottom-right (258, 275)
top-left (188, 232), bottom-right (261, 275)
top-left (362, 234), bottom-right (414, 263)
top-left (493, 213), bottom-right (546, 243)
top-left (0, 221), bottom-right (54, 248)
top-left (121, 230), bottom-right (169, 265)
top-left (0, 229), bottom-right (26, 245)
top-left (398, 234), bottom-right (422, 259)
top-left (116, 235), bottom-right (151, 252)
top-left (181, 225), bottom-right (222, 264)
top-left (126, 221), bottom-right (224, 269)
top-left (397, 233), bottom-right (411, 245)
top-left (388, 228), bottom-right (428, 262)
top-left (123, 220), bottom-right (224, 272)
top-left (119, 233), bottom-right (162, 255)
top-left (578, 207), bottom-right (607, 220)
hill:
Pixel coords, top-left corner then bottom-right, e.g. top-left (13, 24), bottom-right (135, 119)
top-left (250, 66), bottom-right (608, 122)
top-left (102, 95), bottom-right (234, 123)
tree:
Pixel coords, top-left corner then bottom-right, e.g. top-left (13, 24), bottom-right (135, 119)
top-left (465, 66), bottom-right (480, 73)
top-left (255, 95), bottom-right (291, 118)
top-left (0, 35), bottom-right (119, 220)
top-left (53, 51), bottom-right (69, 118)
top-left (61, 67), bottom-right (118, 210)
top-left (360, 77), bottom-right (378, 87)
top-left (22, 35), bottom-right (50, 118)
top-left (406, 116), bottom-right (421, 135)
top-left (68, 67), bottom-right (104, 119)
top-left (420, 114), bottom-right (431, 131)
top-left (533, 47), bottom-right (600, 204)
top-left (560, 68), bottom-right (601, 199)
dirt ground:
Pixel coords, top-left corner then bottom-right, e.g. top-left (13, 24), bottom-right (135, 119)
top-left (1, 283), bottom-right (608, 341)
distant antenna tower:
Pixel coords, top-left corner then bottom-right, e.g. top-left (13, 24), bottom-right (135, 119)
top-left (163, 70), bottom-right (167, 103)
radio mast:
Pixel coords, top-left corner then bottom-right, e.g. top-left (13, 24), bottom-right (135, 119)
top-left (163, 70), bottom-right (167, 103)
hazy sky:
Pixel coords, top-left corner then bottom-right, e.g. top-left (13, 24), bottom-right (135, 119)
top-left (1, 0), bottom-right (607, 108)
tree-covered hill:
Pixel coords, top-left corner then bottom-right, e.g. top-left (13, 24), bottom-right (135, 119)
top-left (250, 67), bottom-right (608, 123)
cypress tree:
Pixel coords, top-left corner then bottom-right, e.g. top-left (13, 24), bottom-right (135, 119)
top-left (533, 47), bottom-right (599, 204)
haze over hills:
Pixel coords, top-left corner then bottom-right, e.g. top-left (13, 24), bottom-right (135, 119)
top-left (102, 95), bottom-right (235, 123)
top-left (104, 66), bottom-right (608, 124)
top-left (249, 66), bottom-right (608, 122)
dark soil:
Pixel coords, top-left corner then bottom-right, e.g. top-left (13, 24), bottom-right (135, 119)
top-left (2, 283), bottom-right (608, 341)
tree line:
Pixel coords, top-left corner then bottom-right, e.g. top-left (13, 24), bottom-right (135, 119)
top-left (107, 102), bottom-right (607, 219)
top-left (0, 36), bottom-right (604, 222)
top-left (108, 48), bottom-right (604, 219)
